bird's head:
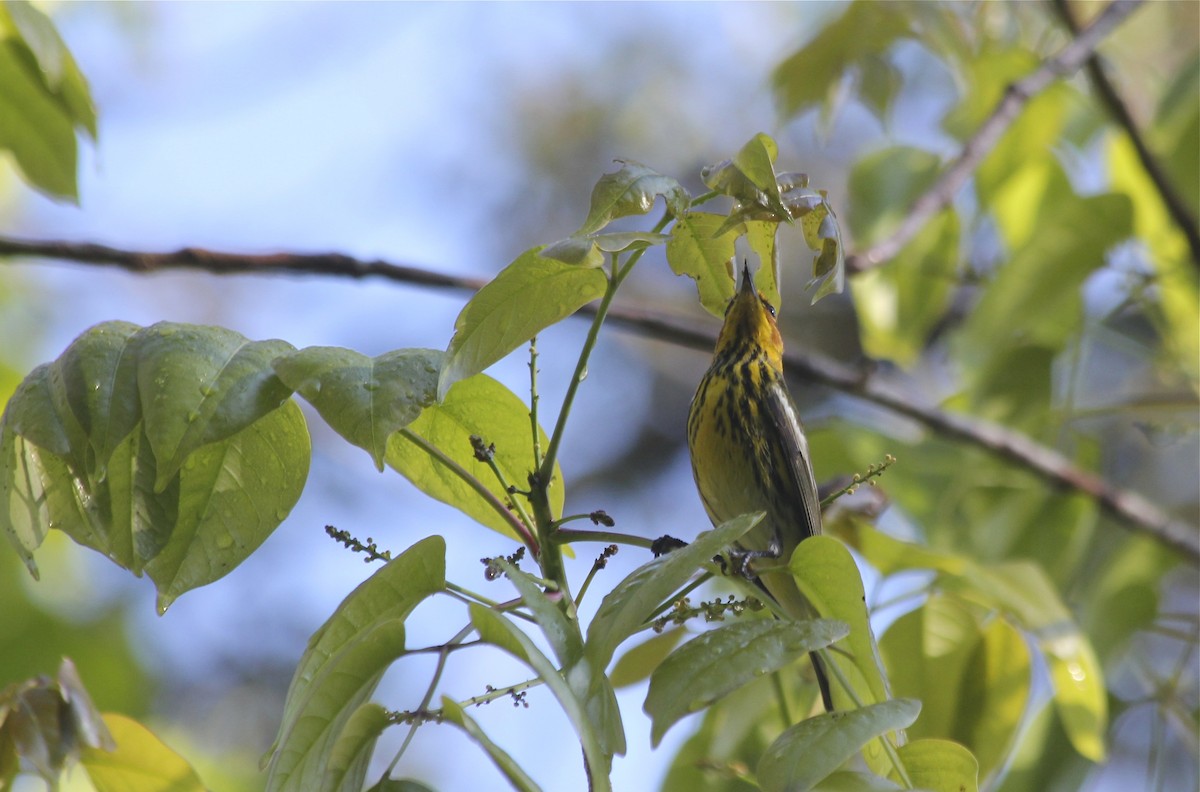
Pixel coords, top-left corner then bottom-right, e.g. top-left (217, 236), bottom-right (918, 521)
top-left (714, 262), bottom-right (783, 370)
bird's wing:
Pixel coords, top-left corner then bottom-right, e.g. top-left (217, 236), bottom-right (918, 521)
top-left (764, 379), bottom-right (823, 542)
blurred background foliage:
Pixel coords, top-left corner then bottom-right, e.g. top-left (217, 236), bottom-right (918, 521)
top-left (0, 1), bottom-right (1196, 790)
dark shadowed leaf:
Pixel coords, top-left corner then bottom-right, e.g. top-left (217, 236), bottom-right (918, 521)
top-left (757, 698), bottom-right (920, 792)
top-left (646, 618), bottom-right (848, 746)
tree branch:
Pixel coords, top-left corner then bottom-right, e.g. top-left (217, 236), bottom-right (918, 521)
top-left (1, 236), bottom-right (1195, 563)
top-left (1050, 0), bottom-right (1200, 269)
top-left (845, 0), bottom-right (1146, 274)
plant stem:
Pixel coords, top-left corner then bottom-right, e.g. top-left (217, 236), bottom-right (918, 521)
top-left (528, 336), bottom-right (543, 470)
top-left (385, 622), bottom-right (475, 779)
top-left (398, 427), bottom-right (539, 554)
top-left (552, 527), bottom-right (657, 549)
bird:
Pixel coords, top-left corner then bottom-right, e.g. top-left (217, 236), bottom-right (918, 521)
top-left (686, 261), bottom-right (833, 712)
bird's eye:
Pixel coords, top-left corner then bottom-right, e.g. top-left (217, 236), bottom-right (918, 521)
top-left (761, 298), bottom-right (776, 317)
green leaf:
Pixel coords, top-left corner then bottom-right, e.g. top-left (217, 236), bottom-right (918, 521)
top-left (3, 362), bottom-right (90, 482)
top-left (701, 134), bottom-right (788, 221)
top-left (577, 159), bottom-right (688, 235)
top-left (0, 37), bottom-right (78, 199)
top-left (2, 0), bottom-right (96, 137)
top-left (812, 771), bottom-right (905, 791)
top-left (273, 347), bottom-right (441, 471)
top-left (1044, 631), bottom-right (1107, 763)
top-left (960, 193), bottom-right (1132, 361)
top-left (387, 373), bottom-right (561, 541)
top-left (0, 658), bottom-right (114, 787)
top-left (666, 211), bottom-right (737, 317)
top-left (847, 146), bottom-right (942, 248)
top-left (541, 236), bottom-right (603, 268)
top-left (470, 604), bottom-right (614, 790)
top-left (81, 713), bottom-right (206, 792)
top-left (798, 196), bottom-right (845, 303)
top-left (440, 697), bottom-right (543, 792)
top-left (322, 703), bottom-right (390, 792)
top-left (891, 739), bottom-right (978, 792)
top-left (438, 247), bottom-right (608, 399)
top-left (1109, 133), bottom-right (1199, 381)
top-left (609, 628), bottom-right (686, 689)
top-left (590, 231), bottom-right (671, 253)
top-left (133, 323), bottom-right (296, 491)
top-left (771, 1), bottom-right (914, 122)
top-left (879, 595), bottom-right (1030, 784)
top-left (265, 536), bottom-right (445, 792)
top-left (744, 220), bottom-right (782, 311)
top-left (145, 399), bottom-right (310, 613)
top-left (53, 321), bottom-right (142, 480)
top-left (790, 536), bottom-right (891, 708)
top-left (496, 558), bottom-right (582, 666)
top-left (0, 418), bottom-right (53, 576)
top-left (757, 698), bottom-right (921, 792)
top-left (585, 513), bottom-right (761, 670)
top-left (850, 210), bottom-right (958, 365)
top-left (645, 618), bottom-right (848, 746)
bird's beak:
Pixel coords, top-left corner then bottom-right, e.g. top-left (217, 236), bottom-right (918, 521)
top-left (738, 261), bottom-right (756, 298)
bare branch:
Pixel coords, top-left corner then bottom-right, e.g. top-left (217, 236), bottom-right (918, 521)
top-left (845, 0), bottom-right (1146, 274)
top-left (1051, 0), bottom-right (1200, 269)
top-left (1, 236), bottom-right (1195, 563)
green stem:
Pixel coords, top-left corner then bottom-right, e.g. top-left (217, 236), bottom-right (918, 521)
top-left (399, 427), bottom-right (539, 554)
top-left (529, 336), bottom-right (543, 470)
top-left (458, 676), bottom-right (545, 708)
top-left (552, 527), bottom-right (656, 549)
top-left (473, 437), bottom-right (537, 533)
top-left (817, 649), bottom-right (913, 789)
top-left (385, 622), bottom-right (475, 779)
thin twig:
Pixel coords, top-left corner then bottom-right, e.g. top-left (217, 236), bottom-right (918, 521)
top-left (1050, 0), bottom-right (1200, 269)
top-left (845, 0), bottom-right (1146, 274)
top-left (0, 235), bottom-right (1194, 562)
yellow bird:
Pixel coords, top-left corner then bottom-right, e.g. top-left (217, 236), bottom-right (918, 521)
top-left (687, 262), bottom-right (832, 711)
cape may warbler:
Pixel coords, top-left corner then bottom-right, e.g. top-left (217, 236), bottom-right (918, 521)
top-left (687, 262), bottom-right (832, 711)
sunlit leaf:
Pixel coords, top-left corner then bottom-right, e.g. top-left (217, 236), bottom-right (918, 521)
top-left (891, 739), bottom-right (978, 792)
top-left (645, 618), bottom-right (848, 746)
top-left (438, 247), bottom-right (608, 399)
top-left (757, 698), bottom-right (921, 792)
top-left (744, 220), bottom-right (782, 310)
top-left (273, 347), bottom-right (441, 471)
top-left (880, 594), bottom-right (1030, 784)
top-left (666, 211), bottom-right (737, 317)
top-left (1109, 133), bottom-right (1199, 382)
top-left (812, 771), bottom-right (905, 791)
top-left (790, 536), bottom-right (891, 707)
top-left (577, 160), bottom-right (688, 235)
top-left (701, 133), bottom-right (788, 221)
top-left (850, 210), bottom-right (958, 365)
top-left (265, 536), bottom-right (445, 792)
top-left (386, 373), bottom-right (561, 541)
top-left (81, 713), bottom-right (206, 792)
